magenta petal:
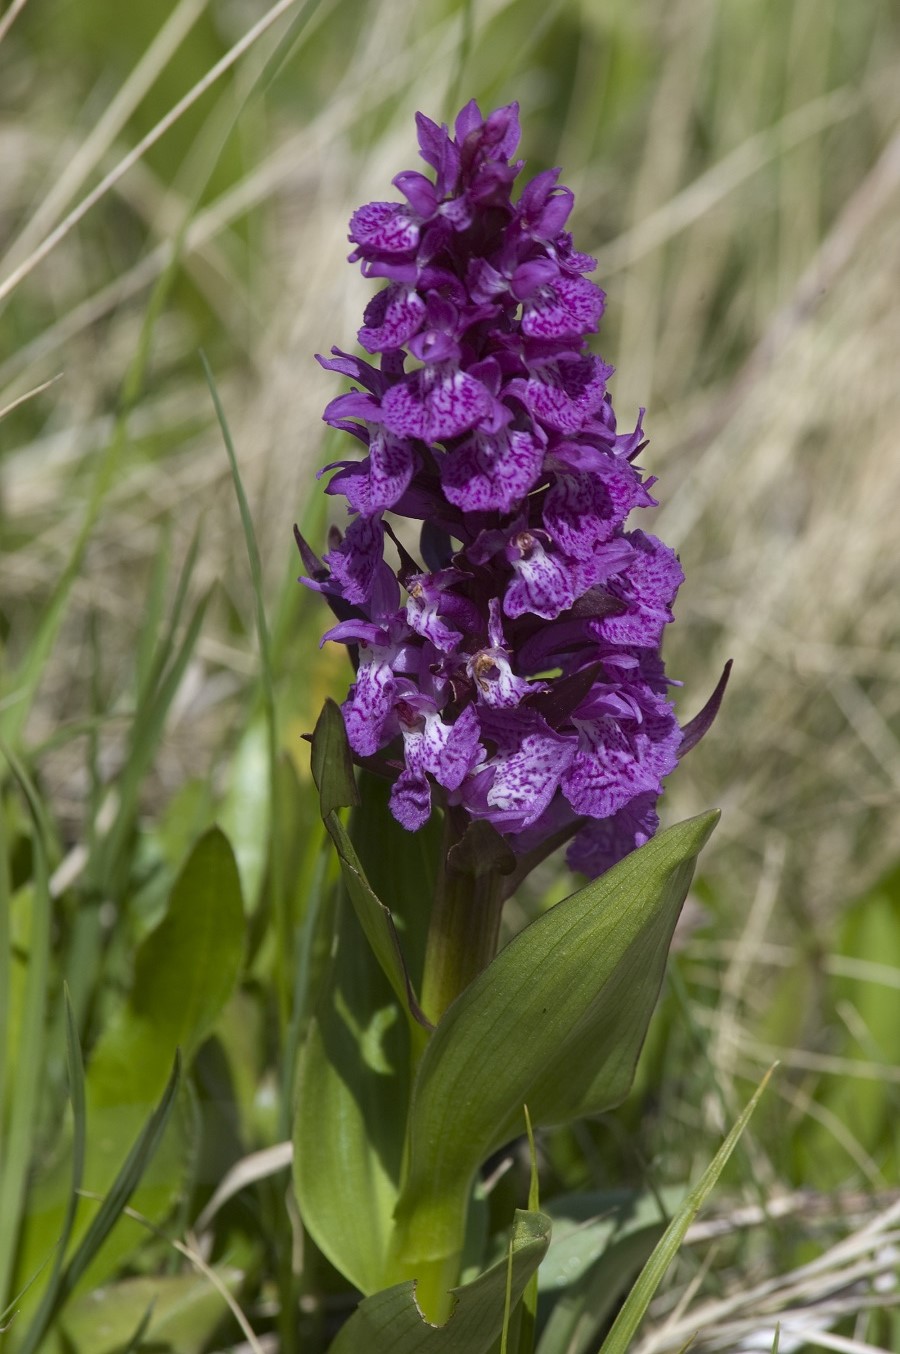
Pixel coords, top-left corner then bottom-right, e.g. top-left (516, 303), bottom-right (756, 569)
top-left (516, 355), bottom-right (612, 433)
top-left (366, 431), bottom-right (416, 512)
top-left (567, 793), bottom-right (660, 879)
top-left (390, 769), bottom-right (432, 831)
top-left (437, 705), bottom-right (483, 790)
top-left (323, 514), bottom-right (384, 605)
top-left (393, 170), bottom-right (438, 217)
top-left (343, 656), bottom-right (395, 758)
top-left (381, 366), bottom-right (491, 442)
top-left (521, 276), bottom-right (605, 340)
top-left (359, 285), bottom-right (426, 353)
top-left (505, 533), bottom-right (575, 620)
top-left (597, 531), bottom-right (684, 646)
top-left (542, 464), bottom-right (648, 559)
top-left (561, 718), bottom-right (657, 819)
top-left (440, 428), bottom-right (544, 513)
top-left (484, 711), bottom-right (576, 828)
top-left (349, 200), bottom-right (420, 254)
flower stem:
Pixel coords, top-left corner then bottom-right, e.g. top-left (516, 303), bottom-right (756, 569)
top-left (419, 812), bottom-right (506, 1027)
top-left (413, 1252), bottom-right (461, 1326)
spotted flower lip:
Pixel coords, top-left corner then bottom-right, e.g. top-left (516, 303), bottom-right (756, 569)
top-left (302, 98), bottom-right (700, 879)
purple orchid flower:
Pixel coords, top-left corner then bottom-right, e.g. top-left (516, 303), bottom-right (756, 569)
top-left (300, 99), bottom-right (712, 879)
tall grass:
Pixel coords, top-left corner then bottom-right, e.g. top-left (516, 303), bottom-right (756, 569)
top-left (1, 0), bottom-right (899, 1349)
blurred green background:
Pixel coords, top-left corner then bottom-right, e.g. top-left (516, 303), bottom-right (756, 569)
top-left (2, 0), bottom-right (900, 1350)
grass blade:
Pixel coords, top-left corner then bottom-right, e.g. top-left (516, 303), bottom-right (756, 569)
top-left (55, 1052), bottom-right (182, 1304)
top-left (17, 991), bottom-right (88, 1354)
top-left (90, 588), bottom-right (210, 895)
top-left (0, 758), bottom-right (52, 1315)
top-left (597, 1065), bottom-right (777, 1354)
top-left (201, 353), bottom-right (286, 1041)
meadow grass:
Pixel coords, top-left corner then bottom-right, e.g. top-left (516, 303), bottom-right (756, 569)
top-left (1, 0), bottom-right (899, 1349)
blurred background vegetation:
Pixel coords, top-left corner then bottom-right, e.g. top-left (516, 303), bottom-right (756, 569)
top-left (1, 0), bottom-right (899, 1350)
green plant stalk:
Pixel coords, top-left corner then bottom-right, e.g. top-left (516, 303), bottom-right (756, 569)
top-left (419, 815), bottom-right (506, 1028)
top-left (407, 819), bottom-right (507, 1321)
top-left (409, 1252), bottom-right (461, 1328)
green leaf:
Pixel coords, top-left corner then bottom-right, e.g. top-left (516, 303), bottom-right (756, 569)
top-left (292, 765), bottom-right (443, 1295)
top-left (538, 1188), bottom-right (683, 1292)
top-left (53, 1055), bottom-right (182, 1306)
top-left (58, 1265), bottom-right (242, 1354)
top-left (293, 886), bottom-right (411, 1297)
top-left (14, 993), bottom-right (88, 1354)
top-left (536, 1192), bottom-right (673, 1354)
top-left (391, 814), bottom-right (718, 1275)
top-left (597, 1066), bottom-right (776, 1354)
top-left (128, 827), bottom-right (245, 1056)
top-left (218, 718), bottom-right (271, 913)
top-left (514, 1107), bottom-right (541, 1354)
top-left (0, 771), bottom-right (51, 1318)
top-left (13, 828), bottom-right (245, 1311)
top-left (537, 1226), bottom-right (664, 1354)
top-left (350, 771), bottom-right (442, 1001)
top-left (311, 699), bottom-right (361, 817)
top-left (328, 1210), bottom-right (551, 1354)
top-left (204, 353), bottom-right (290, 1027)
top-left (311, 704), bottom-right (427, 1033)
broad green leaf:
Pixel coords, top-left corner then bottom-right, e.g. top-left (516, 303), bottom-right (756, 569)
top-left (392, 814), bottom-right (718, 1274)
top-left (597, 1066), bottom-right (775, 1354)
top-left (535, 1190), bottom-right (678, 1354)
top-left (293, 752), bottom-right (444, 1293)
top-left (13, 828), bottom-right (244, 1312)
top-left (311, 703), bottom-right (428, 1032)
top-left (538, 1188), bottom-right (683, 1292)
top-left (537, 1225), bottom-right (664, 1354)
top-left (350, 770), bottom-right (442, 1002)
top-left (56, 1266), bottom-right (242, 1354)
top-left (293, 886), bottom-right (411, 1296)
top-left (328, 1210), bottom-right (551, 1354)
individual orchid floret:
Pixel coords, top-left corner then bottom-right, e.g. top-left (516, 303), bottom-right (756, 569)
top-left (300, 98), bottom-right (706, 879)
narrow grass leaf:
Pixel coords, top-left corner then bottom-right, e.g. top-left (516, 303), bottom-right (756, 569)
top-left (518, 1106), bottom-right (540, 1354)
top-left (328, 1210), bottom-right (551, 1354)
top-left (597, 1065), bottom-right (777, 1354)
top-left (0, 211), bottom-right (186, 751)
top-left (0, 782), bottom-right (51, 1316)
top-left (135, 522), bottom-right (202, 711)
top-left (14, 827), bottom-right (244, 1306)
top-left (0, 801), bottom-right (10, 1178)
top-left (118, 1300), bottom-right (155, 1354)
top-left (203, 352), bottom-right (287, 1025)
top-left (392, 814), bottom-right (718, 1274)
top-left (91, 588), bottom-right (210, 895)
top-left (16, 992), bottom-right (88, 1354)
top-left (57, 1053), bottom-right (182, 1302)
top-left (133, 518), bottom-right (174, 700)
